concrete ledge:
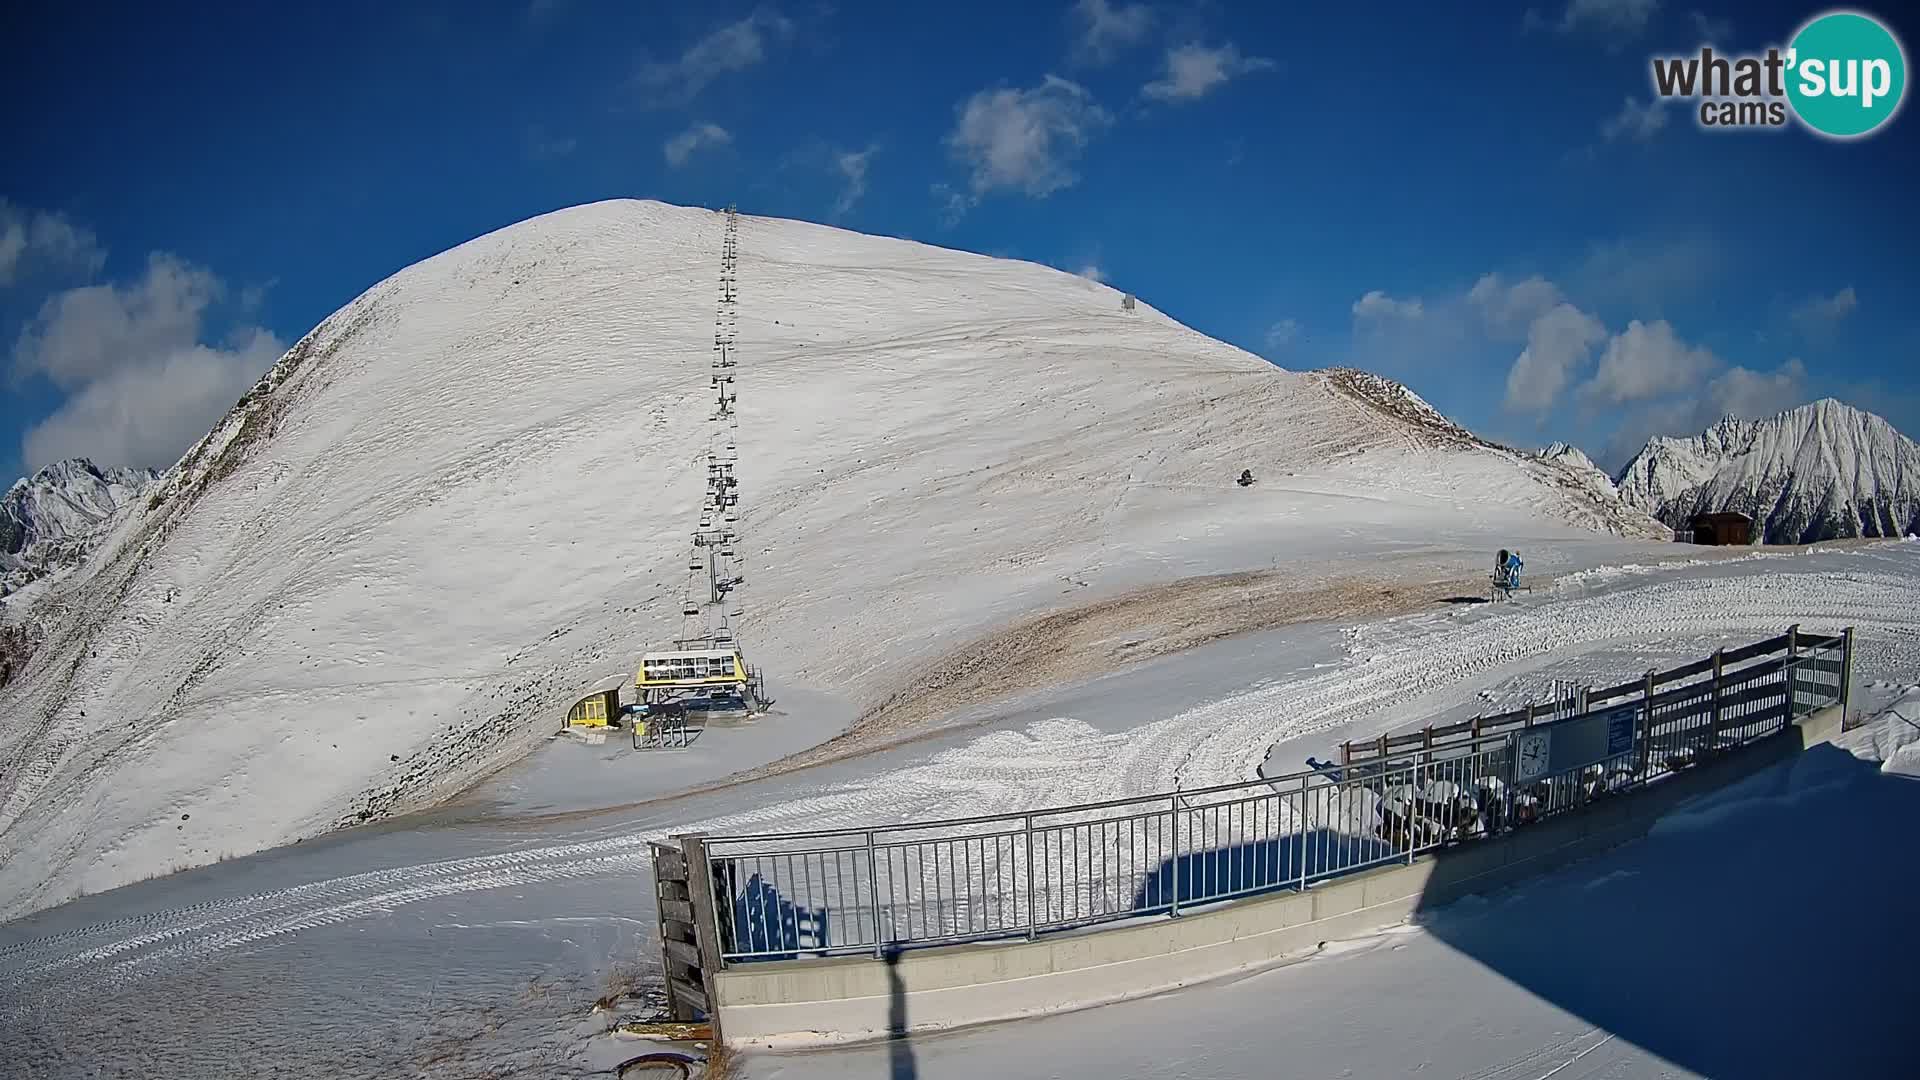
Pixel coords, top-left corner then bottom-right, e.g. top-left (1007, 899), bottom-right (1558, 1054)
top-left (714, 704), bottom-right (1845, 1047)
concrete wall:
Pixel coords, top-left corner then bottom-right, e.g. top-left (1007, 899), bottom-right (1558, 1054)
top-left (712, 704), bottom-right (1846, 1047)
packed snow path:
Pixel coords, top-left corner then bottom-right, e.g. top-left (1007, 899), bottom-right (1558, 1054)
top-left (5, 544), bottom-right (1916, 1032)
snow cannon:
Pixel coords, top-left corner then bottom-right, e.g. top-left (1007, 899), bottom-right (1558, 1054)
top-left (1490, 549), bottom-right (1529, 602)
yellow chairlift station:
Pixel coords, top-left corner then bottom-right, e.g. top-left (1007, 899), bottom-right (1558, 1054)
top-left (564, 687), bottom-right (621, 729)
top-left (635, 646), bottom-right (748, 689)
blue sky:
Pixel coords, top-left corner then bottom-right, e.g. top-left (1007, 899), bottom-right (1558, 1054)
top-left (3, 0), bottom-right (1916, 485)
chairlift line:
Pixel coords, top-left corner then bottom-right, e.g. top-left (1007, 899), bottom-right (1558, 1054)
top-left (621, 203), bottom-right (770, 731)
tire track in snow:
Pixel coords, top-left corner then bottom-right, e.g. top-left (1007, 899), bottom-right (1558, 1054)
top-left (4, 563), bottom-right (1916, 1006)
top-left (1, 838), bottom-right (661, 1008)
top-left (1141, 570), bottom-right (1920, 796)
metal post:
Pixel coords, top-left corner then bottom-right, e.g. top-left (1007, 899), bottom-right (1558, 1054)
top-left (1841, 625), bottom-right (1855, 726)
top-left (1708, 649), bottom-right (1724, 757)
top-left (1023, 814), bottom-right (1036, 940)
top-left (1169, 795), bottom-right (1182, 917)
top-left (1638, 669), bottom-right (1655, 779)
top-left (1503, 734), bottom-right (1517, 833)
top-left (1786, 623), bottom-right (1801, 718)
top-left (1295, 775), bottom-right (1310, 892)
top-left (1405, 757), bottom-right (1418, 865)
top-left (866, 831), bottom-right (883, 959)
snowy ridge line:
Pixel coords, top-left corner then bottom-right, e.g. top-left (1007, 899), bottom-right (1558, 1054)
top-left (5, 559), bottom-right (1916, 1003)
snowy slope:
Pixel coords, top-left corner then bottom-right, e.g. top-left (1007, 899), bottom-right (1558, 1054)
top-left (1, 459), bottom-right (157, 598)
top-left (0, 199), bottom-right (1659, 914)
top-left (1318, 371), bottom-right (1658, 538)
top-left (4, 543), bottom-right (1913, 1080)
top-left (1616, 399), bottom-right (1920, 543)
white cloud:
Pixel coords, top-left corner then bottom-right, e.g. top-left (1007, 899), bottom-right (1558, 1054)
top-left (663, 123), bottom-right (733, 168)
top-left (1264, 318), bottom-right (1300, 349)
top-left (1468, 273), bottom-right (1564, 338)
top-left (1601, 96), bottom-right (1668, 141)
top-left (1601, 357), bottom-right (1806, 465)
top-left (23, 331), bottom-right (286, 470)
top-left (1579, 318), bottom-right (1719, 405)
top-left (12, 253), bottom-right (219, 389)
top-left (637, 8), bottom-right (793, 105)
top-left (1688, 10), bottom-right (1732, 39)
top-left (1141, 43), bottom-right (1276, 103)
top-left (1503, 302), bottom-right (1608, 414)
top-left (1352, 290), bottom-right (1424, 322)
top-left (1069, 0), bottom-right (1154, 65)
top-left (1706, 357), bottom-right (1806, 419)
top-left (13, 253), bottom-right (284, 470)
top-left (0, 199), bottom-right (107, 287)
top-left (1076, 264), bottom-right (1107, 282)
top-left (1791, 286), bottom-right (1857, 332)
top-left (1527, 0), bottom-right (1662, 39)
top-left (832, 145), bottom-right (878, 216)
top-left (946, 76), bottom-right (1111, 207)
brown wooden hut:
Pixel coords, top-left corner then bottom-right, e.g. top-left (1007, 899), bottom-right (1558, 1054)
top-left (1689, 511), bottom-right (1755, 545)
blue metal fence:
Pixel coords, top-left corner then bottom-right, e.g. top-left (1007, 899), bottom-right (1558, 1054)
top-left (691, 626), bottom-right (1850, 963)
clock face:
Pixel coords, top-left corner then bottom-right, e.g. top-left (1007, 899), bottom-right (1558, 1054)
top-left (1516, 732), bottom-right (1551, 781)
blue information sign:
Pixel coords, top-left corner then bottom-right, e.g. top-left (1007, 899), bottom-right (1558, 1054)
top-left (1605, 704), bottom-right (1637, 758)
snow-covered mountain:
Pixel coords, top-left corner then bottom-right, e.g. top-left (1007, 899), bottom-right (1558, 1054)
top-left (1540, 441), bottom-right (1602, 477)
top-left (0, 200), bottom-right (1662, 914)
top-left (1615, 399), bottom-right (1920, 544)
top-left (1, 459), bottom-right (159, 598)
top-left (1537, 441), bottom-right (1619, 502)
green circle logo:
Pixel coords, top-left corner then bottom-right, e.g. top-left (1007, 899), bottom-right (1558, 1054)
top-left (1786, 10), bottom-right (1907, 138)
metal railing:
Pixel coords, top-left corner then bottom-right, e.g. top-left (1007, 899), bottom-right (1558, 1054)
top-left (690, 626), bottom-right (1851, 964)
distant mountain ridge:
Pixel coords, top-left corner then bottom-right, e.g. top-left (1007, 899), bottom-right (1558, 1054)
top-left (1614, 399), bottom-right (1920, 544)
top-left (2, 459), bottom-right (159, 597)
